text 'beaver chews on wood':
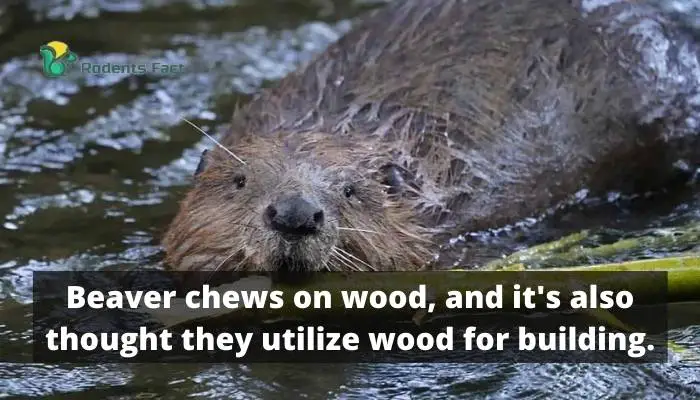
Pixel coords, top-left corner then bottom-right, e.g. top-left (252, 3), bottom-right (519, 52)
top-left (163, 0), bottom-right (700, 272)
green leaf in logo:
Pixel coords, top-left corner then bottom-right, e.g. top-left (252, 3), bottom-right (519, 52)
top-left (64, 51), bottom-right (78, 63)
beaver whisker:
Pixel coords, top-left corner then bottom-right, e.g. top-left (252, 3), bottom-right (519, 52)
top-left (182, 118), bottom-right (246, 165)
top-left (334, 246), bottom-right (377, 271)
top-left (323, 258), bottom-right (339, 272)
top-left (332, 247), bottom-right (376, 271)
top-left (330, 251), bottom-right (362, 271)
top-left (331, 252), bottom-right (355, 270)
top-left (327, 260), bottom-right (344, 272)
top-left (322, 259), bottom-right (337, 272)
top-left (337, 227), bottom-right (380, 234)
top-left (227, 221), bottom-right (262, 231)
top-left (206, 249), bottom-right (242, 279)
top-left (333, 254), bottom-right (362, 272)
top-left (207, 238), bottom-right (264, 276)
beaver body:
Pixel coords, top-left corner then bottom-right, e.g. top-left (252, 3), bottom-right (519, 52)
top-left (164, 0), bottom-right (700, 272)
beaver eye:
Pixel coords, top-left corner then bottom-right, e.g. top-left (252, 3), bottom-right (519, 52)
top-left (343, 184), bottom-right (355, 198)
top-left (232, 174), bottom-right (246, 189)
top-left (194, 149), bottom-right (208, 178)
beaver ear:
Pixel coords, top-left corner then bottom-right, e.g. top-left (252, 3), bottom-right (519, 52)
top-left (378, 163), bottom-right (417, 195)
top-left (194, 149), bottom-right (209, 178)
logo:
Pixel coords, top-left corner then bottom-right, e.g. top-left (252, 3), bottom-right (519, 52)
top-left (39, 41), bottom-right (78, 78)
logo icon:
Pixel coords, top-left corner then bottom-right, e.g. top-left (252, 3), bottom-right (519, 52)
top-left (39, 41), bottom-right (78, 77)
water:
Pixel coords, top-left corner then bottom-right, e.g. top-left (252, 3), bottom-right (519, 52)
top-left (0, 0), bottom-right (698, 398)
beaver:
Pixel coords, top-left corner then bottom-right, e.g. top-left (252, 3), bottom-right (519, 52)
top-left (163, 0), bottom-right (700, 272)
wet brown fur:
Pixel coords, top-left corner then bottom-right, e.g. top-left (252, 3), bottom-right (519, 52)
top-left (164, 0), bottom-right (700, 271)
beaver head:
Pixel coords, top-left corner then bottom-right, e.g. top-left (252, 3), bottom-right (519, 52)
top-left (163, 131), bottom-right (433, 272)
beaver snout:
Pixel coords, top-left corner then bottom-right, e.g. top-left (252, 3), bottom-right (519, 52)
top-left (264, 194), bottom-right (325, 236)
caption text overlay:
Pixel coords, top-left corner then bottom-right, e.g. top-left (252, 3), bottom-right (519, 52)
top-left (29, 271), bottom-right (669, 363)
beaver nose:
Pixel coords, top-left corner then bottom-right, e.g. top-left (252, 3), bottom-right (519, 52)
top-left (264, 194), bottom-right (324, 235)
